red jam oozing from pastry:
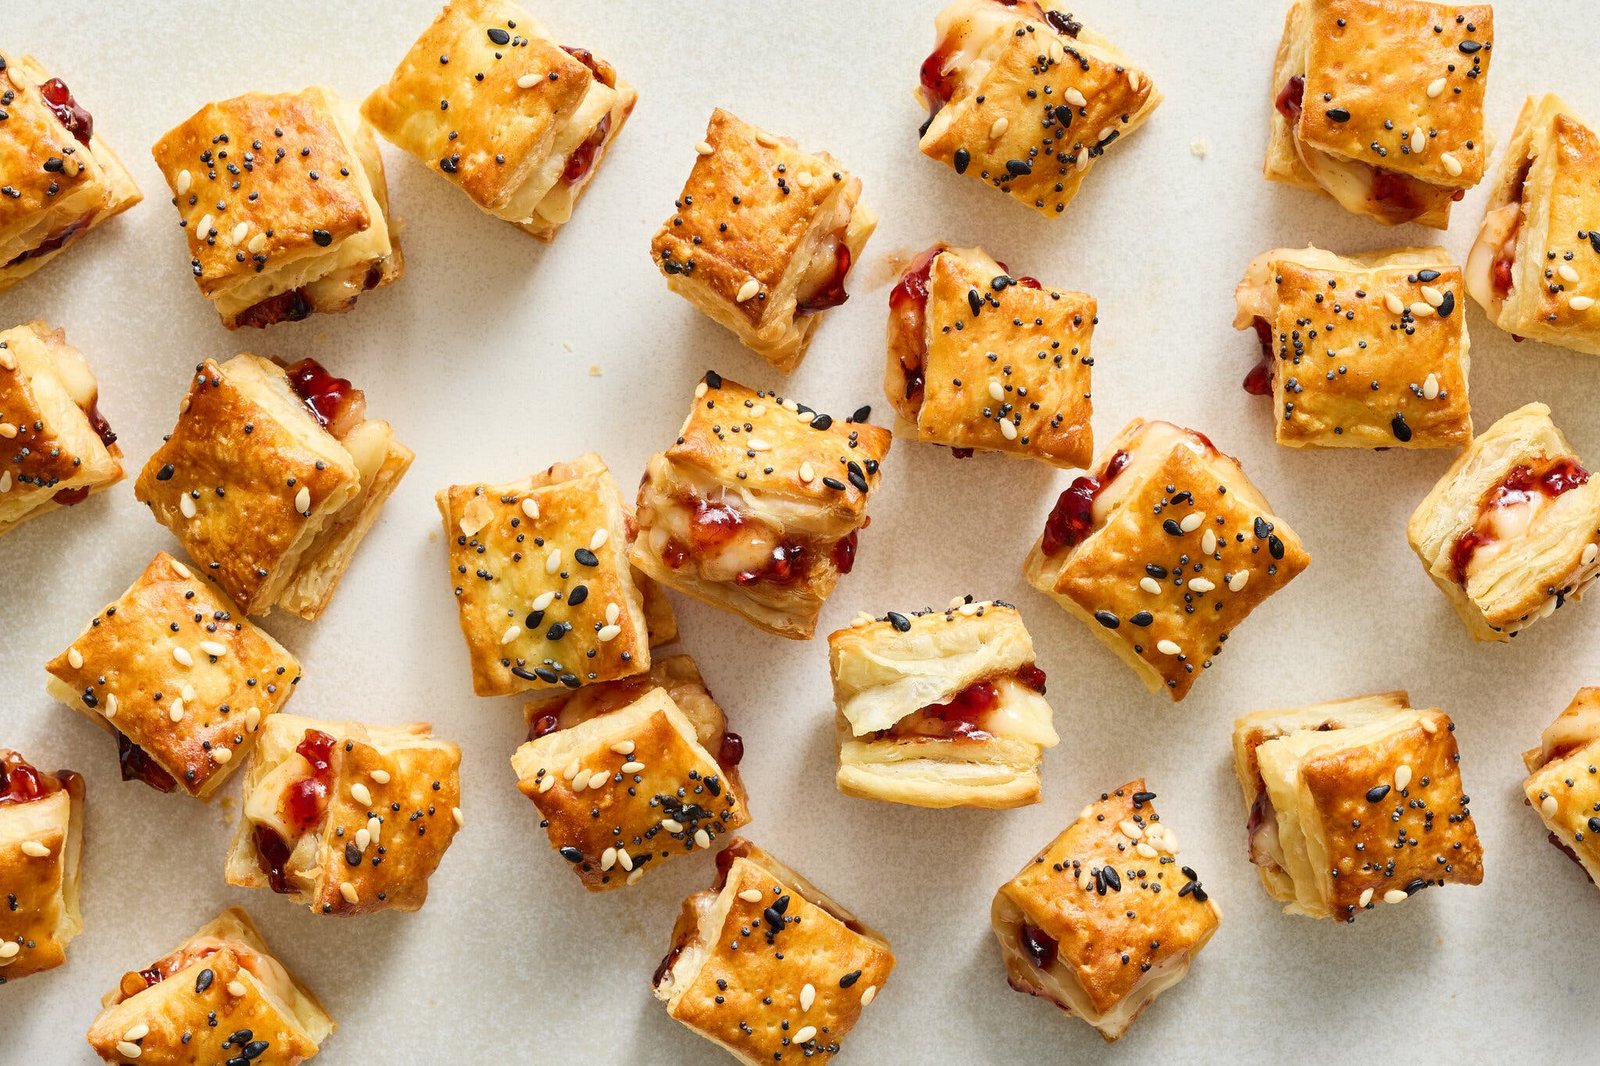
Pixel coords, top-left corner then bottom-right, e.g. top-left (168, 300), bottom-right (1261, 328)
top-left (1274, 75), bottom-right (1304, 123)
top-left (831, 530), bottom-right (858, 575)
top-left (1370, 168), bottom-right (1427, 220)
top-left (1244, 317), bottom-right (1275, 395)
top-left (39, 77), bottom-right (93, 145)
top-left (1016, 662), bottom-right (1047, 694)
top-left (718, 731), bottom-right (745, 767)
top-left (528, 711), bottom-right (561, 741)
top-left (796, 240), bottom-right (853, 315)
top-left (735, 544), bottom-right (807, 586)
top-left (663, 496), bottom-right (746, 568)
top-left (1492, 256), bottom-right (1514, 297)
top-left (235, 288), bottom-right (312, 329)
top-left (560, 46), bottom-right (617, 89)
top-left (84, 396), bottom-right (116, 447)
top-left (889, 245), bottom-right (944, 403)
top-left (0, 752), bottom-right (62, 805)
top-left (4, 216), bottom-right (91, 267)
top-left (1013, 275), bottom-right (1042, 289)
top-left (116, 733), bottom-right (177, 793)
top-left (1040, 449), bottom-right (1131, 556)
top-left (254, 824), bottom-right (295, 894)
top-left (562, 113), bottom-right (613, 185)
top-left (889, 663), bottom-right (1043, 742)
top-left (1449, 457), bottom-right (1592, 584)
top-left (51, 485), bottom-right (91, 506)
top-left (286, 357), bottom-right (364, 437)
top-left (919, 46), bottom-right (958, 115)
top-left (1019, 922), bottom-right (1059, 971)
top-left (286, 729), bottom-right (337, 832)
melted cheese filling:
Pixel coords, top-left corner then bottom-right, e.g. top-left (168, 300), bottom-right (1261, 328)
top-left (495, 80), bottom-right (618, 225)
top-left (1089, 422), bottom-right (1208, 524)
top-left (1466, 201), bottom-right (1522, 316)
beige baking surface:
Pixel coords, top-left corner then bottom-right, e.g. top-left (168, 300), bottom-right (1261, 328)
top-left (3, 1), bottom-right (1595, 1062)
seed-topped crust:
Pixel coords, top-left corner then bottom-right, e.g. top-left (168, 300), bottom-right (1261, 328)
top-left (0, 755), bottom-right (83, 983)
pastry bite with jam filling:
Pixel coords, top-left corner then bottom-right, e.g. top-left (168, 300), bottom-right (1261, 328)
top-left (631, 372), bottom-right (892, 640)
top-left (829, 598), bottom-right (1057, 809)
top-left (1264, 0), bottom-right (1492, 228)
top-left (0, 51), bottom-right (141, 292)
top-left (86, 907), bottom-right (334, 1064)
top-left (1467, 94), bottom-right (1600, 355)
top-left (135, 355), bottom-right (413, 621)
top-left (437, 452), bottom-right (668, 697)
top-left (653, 838), bottom-right (894, 1066)
top-left (917, 0), bottom-right (1161, 217)
top-left (886, 243), bottom-right (1094, 467)
top-left (363, 0), bottom-right (636, 242)
top-left (1232, 691), bottom-right (1484, 921)
top-left (0, 749), bottom-right (84, 983)
top-left (1233, 245), bottom-right (1471, 449)
top-left (1408, 402), bottom-right (1600, 641)
top-left (1522, 688), bottom-right (1600, 889)
top-left (224, 714), bottom-right (462, 916)
top-left (0, 320), bottom-right (123, 535)
top-left (991, 781), bottom-right (1219, 1042)
top-left (152, 87), bottom-right (401, 329)
top-left (651, 110), bottom-right (875, 372)
top-left (512, 660), bottom-right (749, 891)
top-left (45, 553), bottom-right (300, 800)
top-left (1024, 419), bottom-right (1309, 701)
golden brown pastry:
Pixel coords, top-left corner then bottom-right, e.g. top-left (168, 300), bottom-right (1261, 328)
top-left (1233, 246), bottom-right (1472, 448)
top-left (437, 452), bottom-right (658, 697)
top-left (1232, 691), bottom-right (1484, 921)
top-left (0, 749), bottom-right (83, 983)
top-left (86, 907), bottom-right (334, 1064)
top-left (134, 355), bottom-right (413, 621)
top-left (1522, 688), bottom-right (1600, 889)
top-left (1265, 0), bottom-right (1492, 228)
top-left (653, 838), bottom-right (894, 1065)
top-left (363, 0), bottom-right (636, 242)
top-left (512, 680), bottom-right (749, 891)
top-left (916, 0), bottom-right (1160, 217)
top-left (0, 51), bottom-right (141, 292)
top-left (651, 110), bottom-right (875, 372)
top-left (829, 598), bottom-right (1057, 809)
top-left (0, 320), bottom-right (123, 535)
top-left (1467, 94), bottom-right (1600, 355)
top-left (224, 714), bottom-right (462, 916)
top-left (1024, 419), bottom-right (1310, 701)
top-left (991, 780), bottom-right (1218, 1042)
top-left (152, 87), bottom-right (400, 329)
top-left (632, 372), bottom-right (891, 640)
top-left (886, 244), bottom-right (1094, 467)
top-left (1408, 402), bottom-right (1600, 641)
top-left (45, 553), bottom-right (301, 799)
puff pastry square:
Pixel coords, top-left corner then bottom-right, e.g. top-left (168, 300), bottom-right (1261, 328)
top-left (135, 355), bottom-right (413, 621)
top-left (1265, 0), bottom-right (1492, 228)
top-left (632, 373), bottom-right (893, 640)
top-left (513, 679), bottom-right (749, 891)
top-left (886, 244), bottom-right (1094, 467)
top-left (651, 110), bottom-right (875, 372)
top-left (830, 598), bottom-right (1058, 809)
top-left (363, 0), bottom-right (636, 242)
top-left (1024, 419), bottom-right (1310, 701)
top-left (45, 553), bottom-right (301, 799)
top-left (1467, 94), bottom-right (1600, 355)
top-left (224, 714), bottom-right (462, 916)
top-left (0, 52), bottom-right (141, 292)
top-left (0, 320), bottom-right (123, 535)
top-left (1233, 691), bottom-right (1483, 921)
top-left (1408, 402), bottom-right (1600, 641)
top-left (917, 0), bottom-right (1161, 218)
top-left (0, 750), bottom-right (84, 983)
top-left (991, 780), bottom-right (1218, 1042)
top-left (1233, 245), bottom-right (1472, 448)
top-left (437, 452), bottom-right (656, 697)
top-left (152, 87), bottom-right (399, 329)
top-left (1522, 688), bottom-right (1600, 889)
top-left (87, 907), bottom-right (334, 1064)
top-left (653, 839), bottom-right (894, 1066)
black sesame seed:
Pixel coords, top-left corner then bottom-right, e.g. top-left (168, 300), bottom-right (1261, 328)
top-left (1366, 784), bottom-right (1391, 803)
top-left (559, 846), bottom-right (584, 862)
top-left (156, 464), bottom-right (175, 481)
top-left (1094, 610), bottom-right (1120, 629)
top-left (886, 612), bottom-right (911, 632)
top-left (487, 27), bottom-right (511, 45)
top-left (311, 228), bottom-right (332, 247)
top-left (1325, 108), bottom-right (1351, 122)
top-left (953, 147), bottom-right (970, 174)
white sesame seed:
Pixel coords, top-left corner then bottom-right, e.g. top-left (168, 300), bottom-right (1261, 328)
top-left (247, 232), bottom-right (267, 254)
top-left (596, 624), bottom-right (622, 642)
top-left (180, 495), bottom-right (197, 520)
top-left (199, 640), bottom-right (226, 658)
top-left (105, 694), bottom-right (119, 720)
top-left (610, 740), bottom-right (635, 756)
top-left (212, 747), bottom-right (231, 764)
top-left (588, 769), bottom-right (610, 790)
top-left (605, 602), bottom-right (620, 625)
top-left (736, 278), bottom-right (760, 303)
top-left (231, 222), bottom-right (248, 245)
top-left (370, 769), bottom-right (391, 785)
top-left (1128, 69), bottom-right (1142, 92)
top-left (1065, 87), bottom-right (1087, 108)
top-left (694, 828), bottom-right (712, 849)
top-left (1228, 571), bottom-right (1250, 592)
top-left (1441, 151), bottom-right (1463, 177)
top-left (1156, 639), bottom-right (1182, 656)
top-left (0, 472), bottom-right (10, 493)
top-left (621, 761), bottom-right (644, 773)
top-left (1560, 264), bottom-right (1582, 284)
top-left (695, 382), bottom-right (708, 399)
top-left (1584, 543), bottom-right (1599, 566)
top-left (172, 646), bottom-right (193, 668)
top-left (0, 941), bottom-right (17, 960)
top-left (197, 212), bottom-right (214, 235)
top-left (747, 437), bottom-right (771, 451)
top-left (1410, 302), bottom-right (1434, 317)
top-left (521, 498), bottom-right (540, 520)
top-left (988, 380), bottom-right (1005, 401)
top-left (1140, 577), bottom-right (1162, 595)
top-left (531, 591), bottom-right (556, 612)
top-left (1201, 529), bottom-right (1217, 555)
top-left (1359, 887), bottom-right (1374, 907)
top-left (1135, 842), bottom-right (1159, 858)
top-left (516, 73), bottom-right (540, 88)
top-left (1409, 127), bottom-right (1425, 154)
top-left (537, 775), bottom-right (555, 793)
top-left (20, 840), bottom-right (49, 858)
top-left (1541, 794), bottom-right (1558, 818)
top-left (0, 423), bottom-right (14, 439)
top-left (1422, 373), bottom-right (1440, 401)
top-left (564, 758), bottom-right (582, 779)
top-left (799, 462), bottom-right (815, 483)
top-left (1119, 819), bottom-right (1143, 840)
top-left (738, 889), bottom-right (763, 903)
top-left (1570, 295), bottom-right (1595, 311)
top-left (600, 847), bottom-right (617, 871)
top-left (226, 980), bottom-right (247, 997)
top-left (860, 986), bottom-right (878, 1007)
top-left (244, 706), bottom-right (260, 731)
top-left (116, 1042), bottom-right (143, 1060)
top-left (571, 771), bottom-right (588, 794)
top-left (661, 818), bottom-right (685, 834)
top-left (355, 828), bottom-right (370, 852)
top-left (694, 140), bottom-right (713, 156)
top-left (182, 685), bottom-right (195, 702)
top-left (589, 528), bottom-right (609, 551)
top-left (1420, 716), bottom-right (1438, 734)
top-left (368, 816), bottom-right (382, 845)
top-left (545, 548), bottom-right (562, 574)
top-left (170, 560), bottom-right (192, 579)
top-left (500, 625), bottom-right (522, 645)
top-left (339, 882), bottom-right (359, 905)
top-left (794, 1026), bottom-right (818, 1044)
top-left (989, 116), bottom-right (1009, 140)
top-left (999, 419), bottom-right (1018, 441)
top-left (452, 807), bottom-right (463, 828)
top-left (754, 131), bottom-right (779, 148)
top-left (1189, 578), bottom-right (1216, 593)
top-left (617, 847), bottom-right (634, 871)
top-left (1394, 764), bottom-right (1412, 792)
top-left (1421, 285), bottom-right (1445, 307)
top-left (351, 782), bottom-right (373, 807)
top-left (799, 982), bottom-right (817, 1011)
top-left (176, 169), bottom-right (193, 195)
top-left (1385, 293), bottom-right (1406, 315)
top-left (1179, 512), bottom-right (1205, 533)
top-left (795, 171), bottom-right (813, 188)
top-left (295, 486), bottom-right (311, 513)
top-left (1426, 77), bottom-right (1446, 98)
top-left (67, 647), bottom-right (83, 669)
top-left (1383, 889), bottom-right (1408, 905)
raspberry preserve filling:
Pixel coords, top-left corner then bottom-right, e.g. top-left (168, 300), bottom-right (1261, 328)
top-left (235, 288), bottom-right (312, 330)
top-left (882, 664), bottom-right (1047, 741)
top-left (888, 245), bottom-right (944, 405)
top-left (562, 113), bottom-right (612, 185)
top-left (1449, 457), bottom-right (1592, 584)
top-left (662, 495), bottom-right (849, 586)
top-left (1274, 75), bottom-right (1305, 123)
top-left (1040, 450), bottom-right (1131, 556)
top-left (255, 729), bottom-right (338, 894)
top-left (117, 733), bottom-right (177, 793)
top-left (1018, 922), bottom-right (1059, 971)
top-left (285, 357), bottom-right (364, 437)
top-left (4, 215), bottom-right (92, 267)
top-left (39, 77), bottom-right (93, 145)
top-left (796, 240), bottom-right (853, 316)
top-left (51, 396), bottom-right (118, 504)
top-left (0, 752), bottom-right (65, 805)
top-left (1244, 316), bottom-right (1275, 396)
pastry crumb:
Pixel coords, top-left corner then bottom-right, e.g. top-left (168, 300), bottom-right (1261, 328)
top-left (1190, 139), bottom-right (1209, 158)
top-left (589, 365), bottom-right (602, 377)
